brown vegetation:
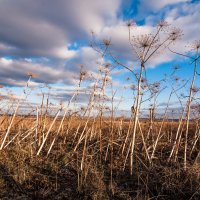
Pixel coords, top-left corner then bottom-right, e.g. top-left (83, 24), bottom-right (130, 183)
top-left (0, 21), bottom-right (200, 199)
top-left (0, 115), bottom-right (200, 199)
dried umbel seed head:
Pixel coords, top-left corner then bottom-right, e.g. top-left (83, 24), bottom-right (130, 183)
top-left (27, 72), bottom-right (38, 78)
top-left (126, 20), bottom-right (136, 28)
top-left (192, 86), bottom-right (199, 93)
top-left (80, 107), bottom-right (85, 111)
top-left (133, 34), bottom-right (157, 49)
top-left (149, 104), bottom-right (153, 108)
top-left (141, 78), bottom-right (147, 83)
top-left (180, 93), bottom-right (185, 98)
top-left (80, 71), bottom-right (87, 78)
top-left (103, 39), bottom-right (111, 47)
top-left (190, 40), bottom-right (200, 50)
top-left (173, 65), bottom-right (180, 70)
top-left (90, 29), bottom-right (95, 36)
top-left (79, 64), bottom-right (87, 81)
top-left (174, 76), bottom-right (180, 82)
top-left (105, 76), bottom-right (110, 83)
top-left (141, 83), bottom-right (148, 90)
top-left (195, 40), bottom-right (200, 49)
top-left (153, 82), bottom-right (160, 88)
top-left (169, 28), bottom-right (182, 41)
top-left (105, 106), bottom-right (110, 111)
top-left (104, 63), bottom-right (111, 69)
top-left (99, 66), bottom-right (109, 74)
top-left (157, 20), bottom-right (170, 29)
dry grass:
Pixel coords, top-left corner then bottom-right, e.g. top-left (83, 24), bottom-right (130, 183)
top-left (0, 116), bottom-right (199, 200)
top-left (0, 20), bottom-right (199, 199)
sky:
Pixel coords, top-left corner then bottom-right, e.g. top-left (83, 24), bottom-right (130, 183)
top-left (0, 0), bottom-right (200, 116)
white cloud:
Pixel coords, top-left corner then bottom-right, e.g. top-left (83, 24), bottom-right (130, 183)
top-left (94, 21), bottom-right (176, 68)
top-left (0, 0), bottom-right (199, 91)
top-left (93, 1), bottom-right (200, 69)
top-left (0, 57), bottom-right (76, 86)
top-left (0, 0), bottom-right (120, 59)
top-left (51, 47), bottom-right (76, 59)
top-left (0, 46), bottom-right (105, 87)
top-left (65, 46), bottom-right (105, 73)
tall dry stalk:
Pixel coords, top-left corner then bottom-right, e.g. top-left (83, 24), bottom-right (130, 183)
top-left (36, 107), bottom-right (62, 155)
top-left (170, 40), bottom-right (199, 169)
top-left (184, 47), bottom-right (199, 169)
top-left (0, 75), bottom-right (32, 150)
top-left (126, 21), bottom-right (181, 173)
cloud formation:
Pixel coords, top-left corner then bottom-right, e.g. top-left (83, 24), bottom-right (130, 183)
top-left (0, 0), bottom-right (199, 92)
top-left (0, 0), bottom-right (120, 59)
top-left (0, 57), bottom-right (76, 86)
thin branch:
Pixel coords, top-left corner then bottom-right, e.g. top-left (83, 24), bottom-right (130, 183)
top-left (109, 53), bottom-right (138, 80)
top-left (168, 47), bottom-right (195, 60)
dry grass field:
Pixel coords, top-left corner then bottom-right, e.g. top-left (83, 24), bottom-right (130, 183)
top-left (0, 114), bottom-right (199, 200)
top-left (0, 15), bottom-right (199, 199)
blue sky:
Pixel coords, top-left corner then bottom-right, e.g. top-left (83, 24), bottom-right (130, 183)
top-left (0, 0), bottom-right (199, 115)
